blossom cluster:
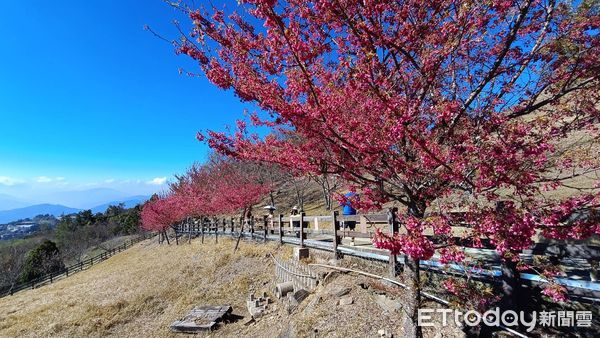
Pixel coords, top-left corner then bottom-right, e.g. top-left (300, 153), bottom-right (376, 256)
top-left (175, 0), bottom-right (599, 303)
top-left (141, 158), bottom-right (271, 232)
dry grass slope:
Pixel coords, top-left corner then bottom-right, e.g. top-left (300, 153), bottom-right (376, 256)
top-left (0, 236), bottom-right (469, 338)
top-left (0, 238), bottom-right (290, 338)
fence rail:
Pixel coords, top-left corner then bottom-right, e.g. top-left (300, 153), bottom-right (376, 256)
top-left (0, 233), bottom-right (154, 299)
top-left (174, 212), bottom-right (600, 302)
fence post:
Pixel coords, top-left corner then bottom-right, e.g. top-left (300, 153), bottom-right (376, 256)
top-left (332, 211), bottom-right (341, 259)
top-left (215, 218), bottom-right (219, 244)
top-left (250, 217), bottom-right (255, 239)
top-left (359, 215), bottom-right (368, 234)
top-left (300, 212), bottom-right (305, 248)
top-left (387, 207), bottom-right (400, 277)
top-left (278, 214), bottom-right (283, 244)
top-left (263, 215), bottom-right (268, 242)
top-left (231, 217), bottom-right (235, 233)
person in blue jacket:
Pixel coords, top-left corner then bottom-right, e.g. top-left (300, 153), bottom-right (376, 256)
top-left (341, 192), bottom-right (357, 231)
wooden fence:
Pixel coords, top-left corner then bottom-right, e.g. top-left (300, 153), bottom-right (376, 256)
top-left (273, 255), bottom-right (318, 292)
top-left (0, 233), bottom-right (154, 299)
top-left (174, 211), bottom-right (600, 301)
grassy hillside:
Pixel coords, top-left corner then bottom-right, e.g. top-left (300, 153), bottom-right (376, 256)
top-left (0, 237), bottom-right (466, 338)
top-left (0, 238), bottom-right (274, 337)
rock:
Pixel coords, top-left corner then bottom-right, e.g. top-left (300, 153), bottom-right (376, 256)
top-left (286, 294), bottom-right (299, 314)
top-left (303, 295), bottom-right (322, 315)
top-left (339, 296), bottom-right (354, 306)
top-left (328, 286), bottom-right (351, 297)
top-left (247, 293), bottom-right (270, 319)
top-left (378, 329), bottom-right (393, 337)
top-left (248, 304), bottom-right (266, 318)
top-left (286, 290), bottom-right (309, 314)
top-left (374, 295), bottom-right (402, 313)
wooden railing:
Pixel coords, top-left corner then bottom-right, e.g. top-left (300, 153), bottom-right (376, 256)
top-left (174, 212), bottom-right (600, 301)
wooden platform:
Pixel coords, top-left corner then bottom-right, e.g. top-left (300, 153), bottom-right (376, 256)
top-left (170, 305), bottom-right (232, 333)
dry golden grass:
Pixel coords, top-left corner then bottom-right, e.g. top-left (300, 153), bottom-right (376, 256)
top-left (0, 236), bottom-right (466, 338)
top-left (0, 237), bottom-right (289, 338)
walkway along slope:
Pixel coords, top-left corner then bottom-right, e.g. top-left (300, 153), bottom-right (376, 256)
top-left (175, 211), bottom-right (600, 302)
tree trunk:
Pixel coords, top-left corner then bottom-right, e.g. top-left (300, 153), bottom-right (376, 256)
top-left (163, 229), bottom-right (170, 245)
top-left (403, 256), bottom-right (422, 338)
top-left (403, 203), bottom-right (425, 338)
top-left (188, 218), bottom-right (192, 244)
top-left (201, 220), bottom-right (205, 244)
top-left (234, 208), bottom-right (247, 252)
top-left (321, 182), bottom-right (332, 210)
top-left (173, 225), bottom-right (179, 245)
top-left (293, 179), bottom-right (305, 211)
top-left (500, 258), bottom-right (520, 311)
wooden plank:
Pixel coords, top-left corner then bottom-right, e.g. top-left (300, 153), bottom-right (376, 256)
top-left (170, 305), bottom-right (232, 333)
top-left (336, 230), bottom-right (373, 239)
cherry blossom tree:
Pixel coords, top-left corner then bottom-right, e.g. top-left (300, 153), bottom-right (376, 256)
top-left (141, 194), bottom-right (184, 244)
top-left (143, 157), bottom-right (271, 246)
top-left (171, 1), bottom-right (599, 335)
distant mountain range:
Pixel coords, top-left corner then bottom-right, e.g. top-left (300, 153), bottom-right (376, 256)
top-left (36, 188), bottom-right (134, 209)
top-left (0, 193), bottom-right (33, 211)
top-left (89, 196), bottom-right (148, 213)
top-left (0, 193), bottom-right (150, 224)
top-left (0, 204), bottom-right (81, 224)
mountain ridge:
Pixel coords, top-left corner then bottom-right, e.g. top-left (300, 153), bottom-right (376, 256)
top-left (0, 193), bottom-right (34, 211)
top-left (0, 204), bottom-right (81, 224)
top-left (0, 196), bottom-right (149, 224)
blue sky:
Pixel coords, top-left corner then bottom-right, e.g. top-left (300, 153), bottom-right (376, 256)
top-left (0, 1), bottom-right (248, 199)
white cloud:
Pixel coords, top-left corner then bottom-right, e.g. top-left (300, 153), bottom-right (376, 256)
top-left (36, 176), bottom-right (67, 183)
top-left (147, 177), bottom-right (167, 185)
top-left (0, 176), bottom-right (25, 186)
top-left (104, 178), bottom-right (116, 183)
